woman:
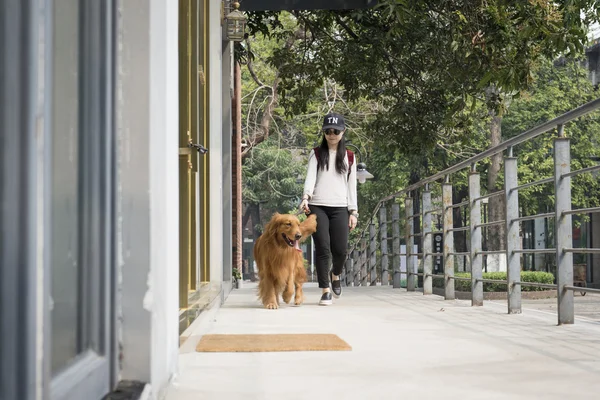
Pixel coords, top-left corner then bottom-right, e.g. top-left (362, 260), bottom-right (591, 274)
top-left (300, 112), bottom-right (359, 305)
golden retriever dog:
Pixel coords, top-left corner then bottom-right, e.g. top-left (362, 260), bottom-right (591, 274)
top-left (254, 213), bottom-right (317, 309)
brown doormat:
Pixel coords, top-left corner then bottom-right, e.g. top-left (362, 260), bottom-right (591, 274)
top-left (195, 333), bottom-right (352, 353)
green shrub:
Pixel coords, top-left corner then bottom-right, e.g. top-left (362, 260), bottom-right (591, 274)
top-left (432, 271), bottom-right (554, 292)
top-left (519, 271), bottom-right (555, 291)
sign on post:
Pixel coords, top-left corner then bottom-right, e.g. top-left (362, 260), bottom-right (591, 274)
top-left (433, 232), bottom-right (444, 274)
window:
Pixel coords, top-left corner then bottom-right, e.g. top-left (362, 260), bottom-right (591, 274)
top-left (49, 1), bottom-right (116, 398)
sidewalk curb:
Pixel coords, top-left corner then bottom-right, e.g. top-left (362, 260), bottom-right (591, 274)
top-left (178, 288), bottom-right (223, 354)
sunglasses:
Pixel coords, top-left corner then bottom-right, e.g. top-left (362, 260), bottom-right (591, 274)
top-left (323, 129), bottom-right (342, 136)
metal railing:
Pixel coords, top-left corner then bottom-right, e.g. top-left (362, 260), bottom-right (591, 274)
top-left (341, 97), bottom-right (600, 325)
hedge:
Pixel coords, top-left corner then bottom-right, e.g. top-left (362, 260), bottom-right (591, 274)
top-left (430, 271), bottom-right (555, 292)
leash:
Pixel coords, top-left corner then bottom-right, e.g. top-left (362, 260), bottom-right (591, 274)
top-left (295, 209), bottom-right (308, 217)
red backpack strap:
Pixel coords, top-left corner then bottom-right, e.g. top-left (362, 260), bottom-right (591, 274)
top-left (313, 147), bottom-right (320, 158)
top-left (347, 150), bottom-right (354, 178)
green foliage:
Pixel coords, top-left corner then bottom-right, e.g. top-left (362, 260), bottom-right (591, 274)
top-left (239, 3), bottom-right (600, 240)
top-left (502, 60), bottom-right (600, 216)
top-left (244, 1), bottom-right (599, 156)
top-left (242, 136), bottom-right (305, 213)
top-left (432, 271), bottom-right (555, 292)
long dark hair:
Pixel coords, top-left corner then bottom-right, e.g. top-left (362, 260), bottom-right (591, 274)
top-left (316, 135), bottom-right (347, 175)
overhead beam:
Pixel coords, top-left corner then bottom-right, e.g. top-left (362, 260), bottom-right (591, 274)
top-left (239, 0), bottom-right (377, 11)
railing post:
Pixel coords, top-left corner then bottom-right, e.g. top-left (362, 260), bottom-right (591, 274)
top-left (346, 250), bottom-right (354, 287)
top-left (442, 178), bottom-right (455, 300)
top-left (505, 147), bottom-right (522, 314)
top-left (353, 249), bottom-right (360, 287)
top-left (392, 203), bottom-right (402, 288)
top-left (343, 245), bottom-right (350, 287)
top-left (360, 238), bottom-right (368, 286)
top-left (405, 196), bottom-right (415, 291)
top-left (422, 186), bottom-right (433, 295)
top-left (341, 245), bottom-right (347, 286)
top-left (369, 223), bottom-right (377, 286)
top-left (380, 206), bottom-right (389, 285)
top-left (555, 126), bottom-right (574, 324)
top-left (469, 164), bottom-right (483, 306)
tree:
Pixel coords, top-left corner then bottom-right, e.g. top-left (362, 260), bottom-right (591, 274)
top-left (241, 1), bottom-right (599, 248)
top-left (498, 59), bottom-right (600, 270)
top-left (239, 1), bottom-right (600, 254)
top-left (240, 31), bottom-right (380, 238)
top-left (244, 0), bottom-right (599, 153)
top-left (502, 59), bottom-right (600, 216)
top-left (242, 136), bottom-right (306, 240)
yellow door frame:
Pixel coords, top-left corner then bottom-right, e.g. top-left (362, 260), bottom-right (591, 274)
top-left (178, 0), bottom-right (209, 309)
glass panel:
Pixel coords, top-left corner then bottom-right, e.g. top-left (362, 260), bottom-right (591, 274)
top-left (50, 0), bottom-right (81, 376)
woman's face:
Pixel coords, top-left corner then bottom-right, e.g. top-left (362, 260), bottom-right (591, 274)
top-left (323, 128), bottom-right (345, 146)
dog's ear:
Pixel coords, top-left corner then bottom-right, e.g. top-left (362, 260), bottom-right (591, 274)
top-left (271, 212), bottom-right (282, 223)
top-left (263, 213), bottom-right (282, 237)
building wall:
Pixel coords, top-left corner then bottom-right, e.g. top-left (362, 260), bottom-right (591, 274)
top-left (1, 0), bottom-right (234, 397)
top-left (118, 0), bottom-right (234, 393)
top-left (587, 45), bottom-right (599, 86)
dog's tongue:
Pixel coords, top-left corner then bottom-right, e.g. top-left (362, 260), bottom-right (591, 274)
top-left (294, 239), bottom-right (301, 252)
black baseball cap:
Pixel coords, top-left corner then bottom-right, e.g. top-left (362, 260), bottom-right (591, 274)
top-left (322, 112), bottom-right (345, 130)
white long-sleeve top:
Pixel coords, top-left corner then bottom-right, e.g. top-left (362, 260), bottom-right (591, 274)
top-left (303, 149), bottom-right (358, 212)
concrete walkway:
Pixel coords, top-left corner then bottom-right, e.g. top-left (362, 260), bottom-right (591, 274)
top-left (165, 283), bottom-right (600, 400)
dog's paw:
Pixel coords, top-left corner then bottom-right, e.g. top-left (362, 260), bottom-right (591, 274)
top-left (265, 303), bottom-right (279, 310)
top-left (282, 292), bottom-right (293, 304)
top-left (294, 296), bottom-right (304, 306)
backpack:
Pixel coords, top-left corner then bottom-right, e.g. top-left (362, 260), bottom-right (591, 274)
top-left (313, 147), bottom-right (354, 179)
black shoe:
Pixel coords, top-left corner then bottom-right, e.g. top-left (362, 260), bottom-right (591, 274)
top-left (330, 271), bottom-right (342, 298)
top-left (319, 291), bottom-right (332, 306)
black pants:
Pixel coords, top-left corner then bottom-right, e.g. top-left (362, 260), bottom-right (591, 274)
top-left (309, 205), bottom-right (349, 288)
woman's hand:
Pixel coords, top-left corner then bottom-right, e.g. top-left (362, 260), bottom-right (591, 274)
top-left (349, 214), bottom-right (357, 230)
top-left (299, 198), bottom-right (310, 214)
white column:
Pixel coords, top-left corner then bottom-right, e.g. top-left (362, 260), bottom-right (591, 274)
top-left (209, 0), bottom-right (224, 290)
top-left (118, 1), bottom-right (180, 397)
top-left (149, 0), bottom-right (180, 394)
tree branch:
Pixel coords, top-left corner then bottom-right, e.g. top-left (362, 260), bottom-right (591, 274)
top-left (245, 38), bottom-right (265, 87)
top-left (242, 27), bottom-right (303, 159)
top-left (334, 15), bottom-right (359, 40)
